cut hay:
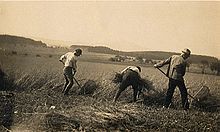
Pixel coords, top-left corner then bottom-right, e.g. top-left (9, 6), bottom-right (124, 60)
top-left (139, 78), bottom-right (159, 94)
top-left (139, 78), bottom-right (172, 107)
top-left (43, 112), bottom-right (80, 131)
top-left (191, 94), bottom-right (220, 112)
top-left (78, 80), bottom-right (98, 95)
top-left (190, 86), bottom-right (220, 112)
top-left (143, 90), bottom-right (166, 106)
top-left (112, 72), bottom-right (122, 84)
top-left (193, 86), bottom-right (210, 101)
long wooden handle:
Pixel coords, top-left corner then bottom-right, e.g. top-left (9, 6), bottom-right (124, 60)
top-left (156, 67), bottom-right (196, 101)
top-left (73, 77), bottom-right (81, 88)
top-left (156, 67), bottom-right (169, 78)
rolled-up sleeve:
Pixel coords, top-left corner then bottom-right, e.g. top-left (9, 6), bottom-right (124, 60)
top-left (121, 66), bottom-right (130, 74)
top-left (157, 57), bottom-right (172, 67)
top-left (59, 54), bottom-right (66, 62)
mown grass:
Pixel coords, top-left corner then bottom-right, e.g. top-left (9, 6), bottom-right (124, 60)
top-left (0, 54), bottom-right (220, 131)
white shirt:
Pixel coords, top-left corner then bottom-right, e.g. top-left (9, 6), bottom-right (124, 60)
top-left (121, 66), bottom-right (140, 75)
top-left (59, 52), bottom-right (79, 69)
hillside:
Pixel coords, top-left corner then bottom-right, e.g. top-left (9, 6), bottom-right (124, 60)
top-left (0, 35), bottom-right (69, 55)
top-left (0, 35), bottom-right (47, 48)
top-left (0, 35), bottom-right (217, 64)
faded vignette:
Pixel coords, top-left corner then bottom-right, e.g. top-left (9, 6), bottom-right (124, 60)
top-left (0, 1), bottom-right (220, 131)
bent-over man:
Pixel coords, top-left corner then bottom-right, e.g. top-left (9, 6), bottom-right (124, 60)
top-left (113, 66), bottom-right (142, 102)
top-left (154, 48), bottom-right (191, 110)
top-left (59, 48), bottom-right (82, 95)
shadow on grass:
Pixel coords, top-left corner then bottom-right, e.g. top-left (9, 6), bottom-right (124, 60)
top-left (0, 69), bottom-right (15, 130)
top-left (142, 89), bottom-right (220, 113)
top-left (142, 90), bottom-right (166, 107)
top-left (191, 94), bottom-right (220, 112)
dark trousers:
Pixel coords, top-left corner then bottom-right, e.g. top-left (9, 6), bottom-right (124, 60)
top-left (62, 67), bottom-right (74, 95)
top-left (164, 78), bottom-right (189, 110)
top-left (114, 70), bottom-right (141, 102)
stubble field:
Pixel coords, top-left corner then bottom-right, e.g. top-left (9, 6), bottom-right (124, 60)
top-left (0, 53), bottom-right (220, 131)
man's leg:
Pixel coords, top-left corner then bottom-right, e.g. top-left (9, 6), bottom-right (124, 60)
top-left (177, 81), bottom-right (189, 110)
top-left (164, 79), bottom-right (177, 108)
top-left (62, 75), bottom-right (69, 93)
top-left (63, 67), bottom-right (74, 95)
top-left (63, 75), bottom-right (73, 95)
top-left (128, 71), bottom-right (141, 102)
top-left (132, 84), bottom-right (139, 102)
top-left (113, 81), bottom-right (129, 102)
top-left (136, 75), bottom-right (144, 99)
top-left (137, 85), bottom-right (143, 99)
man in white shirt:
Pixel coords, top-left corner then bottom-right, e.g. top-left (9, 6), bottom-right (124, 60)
top-left (113, 66), bottom-right (142, 102)
top-left (120, 66), bottom-right (141, 76)
top-left (59, 48), bottom-right (82, 95)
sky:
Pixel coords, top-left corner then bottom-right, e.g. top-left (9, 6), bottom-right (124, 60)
top-left (0, 1), bottom-right (219, 58)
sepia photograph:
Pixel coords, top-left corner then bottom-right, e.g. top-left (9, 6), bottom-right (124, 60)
top-left (0, 1), bottom-right (220, 131)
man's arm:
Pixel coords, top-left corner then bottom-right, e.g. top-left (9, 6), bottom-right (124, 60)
top-left (121, 66), bottom-right (130, 74)
top-left (71, 57), bottom-right (77, 75)
top-left (59, 60), bottom-right (64, 65)
top-left (59, 55), bottom-right (66, 65)
top-left (154, 57), bottom-right (172, 68)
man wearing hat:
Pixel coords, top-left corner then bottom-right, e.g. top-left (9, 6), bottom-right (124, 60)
top-left (154, 48), bottom-right (191, 110)
top-left (59, 48), bottom-right (82, 95)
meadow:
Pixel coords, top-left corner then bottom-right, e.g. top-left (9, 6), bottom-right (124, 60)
top-left (0, 51), bottom-right (220, 131)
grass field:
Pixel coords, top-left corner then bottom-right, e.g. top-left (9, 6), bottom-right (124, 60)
top-left (0, 51), bottom-right (220, 131)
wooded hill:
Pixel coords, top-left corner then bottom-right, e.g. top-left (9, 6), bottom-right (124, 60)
top-left (0, 35), bottom-right (47, 48)
top-left (71, 45), bottom-right (218, 64)
top-left (0, 35), bottom-right (217, 64)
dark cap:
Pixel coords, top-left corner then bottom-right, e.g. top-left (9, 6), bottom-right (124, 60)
top-left (136, 66), bottom-right (141, 72)
top-left (75, 48), bottom-right (82, 55)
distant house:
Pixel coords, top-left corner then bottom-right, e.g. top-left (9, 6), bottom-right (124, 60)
top-left (109, 55), bottom-right (136, 62)
top-left (124, 56), bottom-right (136, 62)
top-left (109, 55), bottom-right (122, 62)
